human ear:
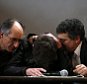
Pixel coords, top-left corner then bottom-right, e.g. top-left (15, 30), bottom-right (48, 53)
top-left (75, 36), bottom-right (80, 44)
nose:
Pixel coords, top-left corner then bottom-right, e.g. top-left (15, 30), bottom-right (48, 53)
top-left (13, 41), bottom-right (19, 48)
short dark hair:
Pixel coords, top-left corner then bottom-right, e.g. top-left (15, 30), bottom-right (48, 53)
top-left (32, 35), bottom-right (58, 70)
top-left (27, 33), bottom-right (37, 39)
top-left (0, 18), bottom-right (25, 35)
top-left (56, 18), bottom-right (85, 40)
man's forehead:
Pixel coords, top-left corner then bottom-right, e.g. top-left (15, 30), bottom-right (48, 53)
top-left (57, 33), bottom-right (69, 39)
top-left (8, 24), bottom-right (24, 39)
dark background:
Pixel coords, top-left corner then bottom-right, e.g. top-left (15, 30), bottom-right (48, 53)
top-left (0, 0), bottom-right (87, 36)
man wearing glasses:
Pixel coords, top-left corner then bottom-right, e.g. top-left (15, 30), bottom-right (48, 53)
top-left (0, 18), bottom-right (46, 76)
top-left (0, 18), bottom-right (24, 75)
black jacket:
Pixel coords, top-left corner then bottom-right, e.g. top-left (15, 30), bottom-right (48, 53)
top-left (80, 38), bottom-right (87, 66)
top-left (3, 38), bottom-right (33, 76)
top-left (0, 50), bottom-right (12, 75)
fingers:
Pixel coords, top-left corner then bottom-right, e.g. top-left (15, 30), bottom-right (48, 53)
top-left (26, 68), bottom-right (47, 76)
top-left (45, 33), bottom-right (62, 48)
top-left (73, 64), bottom-right (87, 76)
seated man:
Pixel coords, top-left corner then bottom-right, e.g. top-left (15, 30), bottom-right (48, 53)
top-left (56, 18), bottom-right (87, 77)
top-left (0, 18), bottom-right (24, 75)
top-left (30, 34), bottom-right (70, 76)
top-left (30, 34), bottom-right (59, 72)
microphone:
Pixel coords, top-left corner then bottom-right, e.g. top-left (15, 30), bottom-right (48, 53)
top-left (43, 69), bottom-right (68, 76)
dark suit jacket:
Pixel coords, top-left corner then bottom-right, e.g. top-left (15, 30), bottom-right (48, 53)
top-left (3, 38), bottom-right (33, 76)
top-left (57, 38), bottom-right (87, 76)
top-left (0, 50), bottom-right (12, 75)
top-left (80, 38), bottom-right (87, 66)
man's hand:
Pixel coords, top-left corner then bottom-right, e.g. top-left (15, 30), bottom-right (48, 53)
top-left (73, 64), bottom-right (87, 76)
top-left (45, 33), bottom-right (62, 48)
top-left (26, 68), bottom-right (46, 76)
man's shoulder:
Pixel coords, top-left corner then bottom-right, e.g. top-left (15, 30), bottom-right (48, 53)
top-left (82, 37), bottom-right (87, 44)
top-left (81, 37), bottom-right (87, 52)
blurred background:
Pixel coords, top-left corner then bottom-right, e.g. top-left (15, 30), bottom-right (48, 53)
top-left (0, 0), bottom-right (87, 36)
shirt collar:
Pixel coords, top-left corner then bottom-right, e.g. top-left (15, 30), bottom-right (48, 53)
top-left (74, 41), bottom-right (82, 57)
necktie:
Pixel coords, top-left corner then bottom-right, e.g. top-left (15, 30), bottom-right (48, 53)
top-left (72, 53), bottom-right (80, 68)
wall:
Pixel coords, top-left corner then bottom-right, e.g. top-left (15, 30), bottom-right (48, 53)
top-left (0, 0), bottom-right (87, 36)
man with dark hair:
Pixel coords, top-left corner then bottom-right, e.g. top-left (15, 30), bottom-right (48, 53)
top-left (31, 34), bottom-right (58, 72)
top-left (56, 18), bottom-right (87, 76)
top-left (0, 18), bottom-right (24, 75)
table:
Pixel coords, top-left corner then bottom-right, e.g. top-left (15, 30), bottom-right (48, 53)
top-left (0, 76), bottom-right (87, 84)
